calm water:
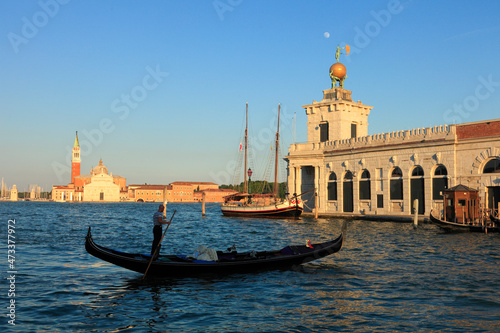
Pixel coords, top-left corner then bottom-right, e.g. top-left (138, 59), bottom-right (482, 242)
top-left (0, 202), bottom-right (499, 332)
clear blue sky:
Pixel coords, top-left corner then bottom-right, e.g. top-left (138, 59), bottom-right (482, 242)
top-left (2, 0), bottom-right (500, 191)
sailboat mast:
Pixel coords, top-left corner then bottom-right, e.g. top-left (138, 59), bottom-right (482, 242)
top-left (274, 104), bottom-right (280, 198)
top-left (244, 103), bottom-right (248, 193)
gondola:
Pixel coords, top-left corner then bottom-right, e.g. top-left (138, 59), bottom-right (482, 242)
top-left (429, 210), bottom-right (499, 233)
top-left (491, 214), bottom-right (500, 226)
top-left (85, 227), bottom-right (344, 277)
top-left (429, 184), bottom-right (500, 233)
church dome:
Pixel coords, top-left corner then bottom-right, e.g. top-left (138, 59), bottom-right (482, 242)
top-left (93, 159), bottom-right (109, 175)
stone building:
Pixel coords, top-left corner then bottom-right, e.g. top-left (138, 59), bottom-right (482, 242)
top-left (127, 182), bottom-right (233, 203)
top-left (10, 185), bottom-right (18, 201)
top-left (128, 184), bottom-right (168, 202)
top-left (52, 132), bottom-right (127, 202)
top-left (286, 57), bottom-right (500, 218)
top-left (166, 182), bottom-right (220, 203)
top-left (78, 159), bottom-right (127, 202)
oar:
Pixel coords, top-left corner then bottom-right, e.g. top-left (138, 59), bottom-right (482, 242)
top-left (142, 209), bottom-right (176, 279)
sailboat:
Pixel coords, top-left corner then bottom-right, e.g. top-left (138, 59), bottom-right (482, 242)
top-left (221, 104), bottom-right (303, 218)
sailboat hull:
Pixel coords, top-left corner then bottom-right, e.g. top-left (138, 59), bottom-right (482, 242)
top-left (222, 104), bottom-right (302, 219)
top-left (221, 201), bottom-right (303, 218)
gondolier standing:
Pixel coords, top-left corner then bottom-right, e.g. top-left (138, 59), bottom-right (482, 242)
top-left (151, 204), bottom-right (170, 259)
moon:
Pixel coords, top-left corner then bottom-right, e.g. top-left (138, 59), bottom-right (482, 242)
top-left (324, 32), bottom-right (330, 38)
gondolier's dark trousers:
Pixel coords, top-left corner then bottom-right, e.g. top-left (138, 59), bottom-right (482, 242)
top-left (151, 225), bottom-right (162, 259)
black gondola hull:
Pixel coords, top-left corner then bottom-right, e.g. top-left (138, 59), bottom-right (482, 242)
top-left (429, 212), bottom-right (499, 232)
top-left (85, 227), bottom-right (343, 277)
top-left (491, 214), bottom-right (500, 226)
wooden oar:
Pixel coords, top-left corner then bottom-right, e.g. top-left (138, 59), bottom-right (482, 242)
top-left (142, 209), bottom-right (176, 279)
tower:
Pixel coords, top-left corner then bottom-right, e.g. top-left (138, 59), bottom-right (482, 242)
top-left (303, 45), bottom-right (373, 143)
top-left (71, 132), bottom-right (81, 184)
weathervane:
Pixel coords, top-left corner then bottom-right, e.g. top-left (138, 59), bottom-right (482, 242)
top-left (330, 44), bottom-right (350, 88)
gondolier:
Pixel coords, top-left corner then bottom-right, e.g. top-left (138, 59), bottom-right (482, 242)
top-left (152, 205), bottom-right (170, 259)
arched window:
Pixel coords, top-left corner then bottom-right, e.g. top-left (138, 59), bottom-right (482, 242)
top-left (483, 158), bottom-right (500, 173)
top-left (411, 166), bottom-right (425, 214)
top-left (343, 171), bottom-right (354, 212)
top-left (432, 165), bottom-right (448, 200)
top-left (390, 167), bottom-right (403, 200)
top-left (327, 172), bottom-right (337, 201)
top-left (412, 166), bottom-right (424, 177)
top-left (435, 165), bottom-right (447, 176)
top-left (359, 169), bottom-right (371, 200)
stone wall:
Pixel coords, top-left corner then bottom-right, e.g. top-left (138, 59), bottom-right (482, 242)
top-left (287, 120), bottom-right (500, 216)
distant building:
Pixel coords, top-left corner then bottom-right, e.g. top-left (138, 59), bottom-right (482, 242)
top-left (166, 182), bottom-right (219, 202)
top-left (52, 132), bottom-right (127, 202)
top-left (127, 182), bottom-right (235, 203)
top-left (51, 134), bottom-right (235, 203)
top-left (286, 54), bottom-right (500, 217)
top-left (128, 184), bottom-right (168, 202)
top-left (10, 185), bottom-right (18, 201)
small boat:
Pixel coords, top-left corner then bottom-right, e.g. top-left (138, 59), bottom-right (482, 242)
top-left (221, 103), bottom-right (304, 218)
top-left (491, 214), bottom-right (500, 226)
top-left (221, 193), bottom-right (303, 218)
top-left (429, 211), bottom-right (499, 232)
top-left (429, 184), bottom-right (499, 232)
top-left (85, 227), bottom-right (344, 277)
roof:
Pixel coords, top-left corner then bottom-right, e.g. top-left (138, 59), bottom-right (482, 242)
top-left (170, 181), bottom-right (218, 186)
top-left (444, 184), bottom-right (478, 192)
top-left (74, 131), bottom-right (79, 148)
top-left (52, 185), bottom-right (72, 190)
top-left (201, 188), bottom-right (236, 193)
top-left (129, 184), bottom-right (167, 190)
top-left (93, 159), bottom-right (108, 175)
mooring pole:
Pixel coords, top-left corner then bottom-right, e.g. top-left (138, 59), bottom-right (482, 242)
top-left (202, 191), bottom-right (206, 216)
top-left (314, 190), bottom-right (318, 219)
top-left (413, 199), bottom-right (418, 228)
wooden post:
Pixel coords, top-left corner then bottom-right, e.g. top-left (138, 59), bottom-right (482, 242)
top-left (443, 196), bottom-right (447, 221)
top-left (202, 191), bottom-right (206, 216)
top-left (163, 184), bottom-right (167, 217)
top-left (413, 199), bottom-right (418, 228)
top-left (314, 190), bottom-right (318, 219)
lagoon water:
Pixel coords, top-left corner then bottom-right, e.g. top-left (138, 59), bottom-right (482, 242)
top-left (0, 201), bottom-right (499, 332)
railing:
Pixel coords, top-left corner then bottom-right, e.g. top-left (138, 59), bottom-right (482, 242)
top-left (290, 124), bottom-right (452, 152)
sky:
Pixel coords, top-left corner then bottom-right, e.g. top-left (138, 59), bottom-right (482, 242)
top-left (1, 0), bottom-right (500, 191)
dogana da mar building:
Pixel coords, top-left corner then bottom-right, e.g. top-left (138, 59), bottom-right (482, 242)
top-left (286, 47), bottom-right (500, 218)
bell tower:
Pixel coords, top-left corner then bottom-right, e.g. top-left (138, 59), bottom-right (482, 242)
top-left (71, 132), bottom-right (81, 184)
top-left (303, 45), bottom-right (373, 143)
